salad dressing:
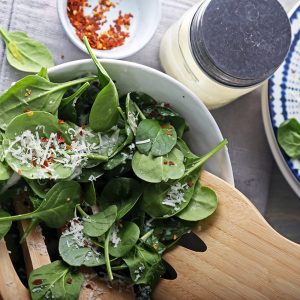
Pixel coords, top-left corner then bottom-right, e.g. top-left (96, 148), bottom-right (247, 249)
top-left (160, 0), bottom-right (291, 109)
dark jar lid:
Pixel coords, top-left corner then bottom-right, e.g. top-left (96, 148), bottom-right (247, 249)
top-left (190, 0), bottom-right (291, 87)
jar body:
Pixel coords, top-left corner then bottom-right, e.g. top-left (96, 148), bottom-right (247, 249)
top-left (159, 3), bottom-right (261, 109)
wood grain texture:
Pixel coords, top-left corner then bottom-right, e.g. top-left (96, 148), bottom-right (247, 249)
top-left (154, 171), bottom-right (300, 300)
top-left (0, 239), bottom-right (30, 300)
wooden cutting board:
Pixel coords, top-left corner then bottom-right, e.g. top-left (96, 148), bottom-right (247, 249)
top-left (0, 171), bottom-right (299, 300)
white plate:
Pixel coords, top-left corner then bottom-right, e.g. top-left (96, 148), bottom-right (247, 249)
top-left (57, 0), bottom-right (161, 59)
top-left (49, 59), bottom-right (234, 185)
top-left (262, 2), bottom-right (300, 197)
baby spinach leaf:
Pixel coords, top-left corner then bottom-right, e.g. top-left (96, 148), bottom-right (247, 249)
top-left (101, 178), bottom-right (142, 219)
top-left (28, 260), bottom-right (84, 300)
top-left (0, 210), bottom-right (12, 240)
top-left (59, 233), bottom-right (105, 267)
top-left (129, 92), bottom-right (157, 108)
top-left (83, 205), bottom-right (117, 237)
top-left (126, 93), bottom-right (140, 135)
top-left (142, 170), bottom-right (199, 218)
top-left (83, 37), bottom-right (119, 132)
top-left (83, 181), bottom-right (96, 206)
top-left (109, 222), bottom-right (140, 258)
top-left (142, 235), bottom-right (166, 255)
top-left (3, 111), bottom-right (73, 179)
top-left (0, 162), bottom-right (12, 181)
top-left (58, 82), bottom-right (90, 123)
top-left (132, 148), bottom-right (185, 183)
top-left (178, 183), bottom-right (218, 221)
top-left (32, 181), bottom-right (81, 228)
top-left (0, 75), bottom-right (95, 130)
top-left (25, 179), bottom-right (51, 199)
top-left (142, 217), bottom-right (195, 243)
top-left (277, 118), bottom-right (300, 159)
top-left (37, 67), bottom-right (50, 80)
top-left (136, 119), bottom-right (177, 156)
top-left (0, 28), bottom-right (54, 73)
top-left (124, 245), bottom-right (165, 286)
top-left (75, 167), bottom-right (104, 182)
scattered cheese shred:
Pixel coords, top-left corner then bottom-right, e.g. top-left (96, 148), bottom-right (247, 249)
top-left (162, 182), bottom-right (189, 211)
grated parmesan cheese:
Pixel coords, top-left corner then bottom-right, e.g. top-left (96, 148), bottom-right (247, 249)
top-left (162, 182), bottom-right (189, 211)
top-left (4, 126), bottom-right (120, 179)
top-left (135, 139), bottom-right (151, 145)
top-left (110, 224), bottom-right (121, 248)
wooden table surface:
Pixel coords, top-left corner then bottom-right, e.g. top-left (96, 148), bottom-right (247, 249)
top-left (0, 0), bottom-right (299, 243)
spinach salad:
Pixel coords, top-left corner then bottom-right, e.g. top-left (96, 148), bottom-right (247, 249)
top-left (277, 118), bottom-right (300, 159)
top-left (0, 37), bottom-right (227, 299)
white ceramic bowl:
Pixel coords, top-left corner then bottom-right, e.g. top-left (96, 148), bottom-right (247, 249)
top-left (48, 59), bottom-right (234, 184)
top-left (57, 0), bottom-right (161, 59)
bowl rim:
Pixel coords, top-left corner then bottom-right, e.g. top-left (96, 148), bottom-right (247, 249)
top-left (57, 0), bottom-right (162, 59)
top-left (261, 84), bottom-right (300, 197)
top-left (48, 58), bottom-right (234, 185)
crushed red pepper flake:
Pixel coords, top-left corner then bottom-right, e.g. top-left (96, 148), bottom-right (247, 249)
top-left (67, 0), bottom-right (133, 50)
top-left (32, 279), bottom-right (43, 285)
top-left (58, 119), bottom-right (65, 124)
top-left (187, 180), bottom-right (193, 188)
top-left (66, 277), bottom-right (73, 284)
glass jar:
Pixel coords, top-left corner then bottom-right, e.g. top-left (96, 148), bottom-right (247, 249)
top-left (160, 0), bottom-right (291, 109)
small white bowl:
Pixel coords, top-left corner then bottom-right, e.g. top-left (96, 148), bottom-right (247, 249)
top-left (48, 59), bottom-right (234, 184)
top-left (57, 0), bottom-right (161, 59)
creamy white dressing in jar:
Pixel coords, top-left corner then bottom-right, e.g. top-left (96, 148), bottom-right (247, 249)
top-left (160, 0), bottom-right (291, 109)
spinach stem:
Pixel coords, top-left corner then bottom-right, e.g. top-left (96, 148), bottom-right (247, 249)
top-left (0, 27), bottom-right (11, 44)
top-left (60, 76), bottom-right (97, 90)
top-left (111, 264), bottom-right (128, 271)
top-left (86, 154), bottom-right (108, 161)
top-left (140, 229), bottom-right (154, 242)
top-left (91, 239), bottom-right (104, 249)
top-left (104, 230), bottom-right (114, 281)
top-left (133, 103), bottom-right (146, 120)
top-left (61, 82), bottom-right (90, 107)
top-left (117, 107), bottom-right (126, 121)
top-left (82, 36), bottom-right (109, 77)
top-left (20, 218), bottom-right (39, 244)
top-left (76, 205), bottom-right (89, 218)
top-left (0, 211), bottom-right (33, 222)
top-left (184, 139), bottom-right (228, 177)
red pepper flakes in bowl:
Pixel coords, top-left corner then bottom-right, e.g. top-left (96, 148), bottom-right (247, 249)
top-left (67, 0), bottom-right (133, 50)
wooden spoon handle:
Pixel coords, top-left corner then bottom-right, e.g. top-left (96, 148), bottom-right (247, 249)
top-left (154, 171), bottom-right (300, 300)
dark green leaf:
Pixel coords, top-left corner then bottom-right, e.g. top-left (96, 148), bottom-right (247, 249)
top-left (136, 119), bottom-right (177, 156)
top-left (75, 168), bottom-right (104, 183)
top-left (0, 28), bottom-right (54, 73)
top-left (277, 118), bottom-right (300, 159)
top-left (25, 179), bottom-right (51, 198)
top-left (0, 162), bottom-right (12, 181)
top-left (178, 183), bottom-right (218, 221)
top-left (109, 222), bottom-right (140, 258)
top-left (0, 75), bottom-right (94, 130)
top-left (0, 210), bottom-right (12, 240)
top-left (28, 260), bottom-right (84, 300)
top-left (32, 181), bottom-right (81, 228)
top-left (126, 93), bottom-right (140, 135)
top-left (59, 234), bottom-right (105, 267)
top-left (132, 148), bottom-right (185, 183)
top-left (124, 245), bottom-right (165, 285)
top-left (83, 37), bottom-right (119, 132)
top-left (83, 205), bottom-right (117, 237)
top-left (142, 170), bottom-right (199, 218)
top-left (58, 82), bottom-right (90, 123)
top-left (83, 181), bottom-right (96, 206)
top-left (101, 178), bottom-right (142, 219)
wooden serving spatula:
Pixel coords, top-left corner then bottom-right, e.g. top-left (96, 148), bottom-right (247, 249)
top-left (0, 171), bottom-right (300, 300)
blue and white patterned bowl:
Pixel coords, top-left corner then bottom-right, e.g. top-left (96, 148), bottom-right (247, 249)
top-left (262, 2), bottom-right (300, 197)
